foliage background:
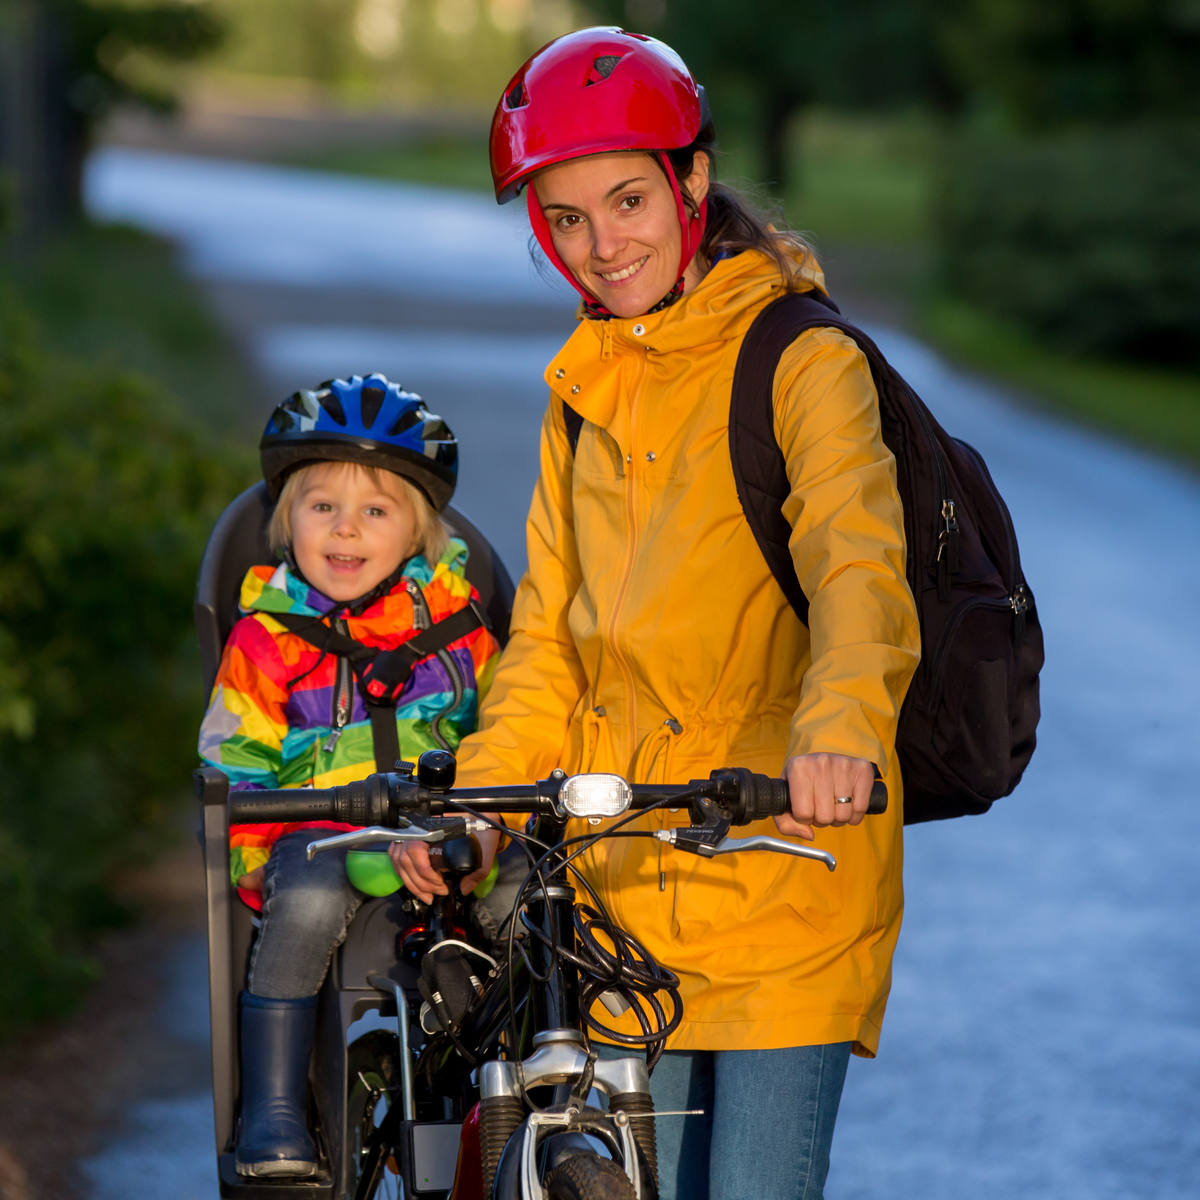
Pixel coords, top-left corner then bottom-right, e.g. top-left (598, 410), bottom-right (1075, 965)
top-left (0, 226), bottom-right (252, 1034)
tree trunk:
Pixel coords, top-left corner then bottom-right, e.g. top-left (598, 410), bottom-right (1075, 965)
top-left (0, 0), bottom-right (76, 244)
top-left (761, 85), bottom-right (800, 196)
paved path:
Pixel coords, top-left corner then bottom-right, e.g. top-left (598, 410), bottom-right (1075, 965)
top-left (85, 147), bottom-right (1200, 1199)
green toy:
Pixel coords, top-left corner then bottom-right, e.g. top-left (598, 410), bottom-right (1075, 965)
top-left (344, 847), bottom-right (500, 899)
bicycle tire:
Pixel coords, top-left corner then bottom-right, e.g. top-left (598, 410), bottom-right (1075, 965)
top-left (543, 1153), bottom-right (638, 1200)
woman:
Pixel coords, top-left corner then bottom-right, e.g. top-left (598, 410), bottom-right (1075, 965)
top-left (397, 27), bottom-right (921, 1200)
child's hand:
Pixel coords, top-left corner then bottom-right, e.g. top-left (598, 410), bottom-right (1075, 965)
top-left (389, 823), bottom-right (501, 904)
top-left (237, 866), bottom-right (266, 892)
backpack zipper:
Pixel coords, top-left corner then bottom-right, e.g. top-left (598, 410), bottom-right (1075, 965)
top-left (322, 617), bottom-right (353, 752)
top-left (900, 377), bottom-right (959, 599)
top-left (954, 438), bottom-right (1021, 587)
top-left (925, 587), bottom-right (1031, 713)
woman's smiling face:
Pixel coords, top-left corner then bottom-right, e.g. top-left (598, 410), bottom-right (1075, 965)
top-left (534, 150), bottom-right (710, 319)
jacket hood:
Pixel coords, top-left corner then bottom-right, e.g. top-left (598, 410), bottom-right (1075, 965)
top-left (545, 248), bottom-right (826, 434)
top-left (239, 537), bottom-right (470, 621)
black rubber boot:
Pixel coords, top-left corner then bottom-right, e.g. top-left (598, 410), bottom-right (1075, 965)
top-left (235, 993), bottom-right (319, 1178)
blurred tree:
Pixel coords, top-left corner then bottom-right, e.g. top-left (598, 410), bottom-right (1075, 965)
top-left (934, 0), bottom-right (1200, 128)
top-left (55, 0), bottom-right (227, 197)
top-left (593, 0), bottom-right (942, 188)
top-left (0, 296), bottom-right (246, 1032)
top-left (0, 0), bottom-right (225, 231)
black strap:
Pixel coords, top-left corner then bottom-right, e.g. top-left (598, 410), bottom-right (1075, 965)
top-left (267, 601), bottom-right (486, 772)
top-left (269, 613), bottom-right (376, 663)
top-left (367, 704), bottom-right (403, 773)
top-left (728, 289), bottom-right (894, 629)
top-left (562, 402), bottom-right (585, 455)
top-left (358, 603), bottom-right (485, 698)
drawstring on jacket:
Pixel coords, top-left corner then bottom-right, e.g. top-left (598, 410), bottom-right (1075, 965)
top-left (632, 717), bottom-right (684, 893)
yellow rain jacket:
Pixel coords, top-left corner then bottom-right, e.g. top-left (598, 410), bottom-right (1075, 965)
top-left (455, 249), bottom-right (921, 1057)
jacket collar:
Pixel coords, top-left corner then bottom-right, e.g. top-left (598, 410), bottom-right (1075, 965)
top-left (544, 249), bottom-right (826, 435)
top-left (239, 538), bottom-right (469, 620)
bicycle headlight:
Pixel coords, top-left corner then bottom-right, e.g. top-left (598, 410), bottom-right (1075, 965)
top-left (559, 773), bottom-right (632, 819)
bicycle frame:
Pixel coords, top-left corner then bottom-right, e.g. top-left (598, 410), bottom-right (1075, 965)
top-left (201, 752), bottom-right (880, 1200)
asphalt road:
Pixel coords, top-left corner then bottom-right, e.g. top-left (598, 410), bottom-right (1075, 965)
top-left (85, 146), bottom-right (1200, 1200)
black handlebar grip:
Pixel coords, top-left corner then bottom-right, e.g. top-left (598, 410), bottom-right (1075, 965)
top-left (756, 774), bottom-right (889, 820)
top-left (867, 779), bottom-right (889, 815)
top-left (228, 790), bottom-right (339, 824)
top-left (752, 775), bottom-right (792, 821)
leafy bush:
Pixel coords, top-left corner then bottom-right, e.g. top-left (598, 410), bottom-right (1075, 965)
top-left (937, 125), bottom-right (1200, 364)
top-left (0, 301), bottom-right (247, 1032)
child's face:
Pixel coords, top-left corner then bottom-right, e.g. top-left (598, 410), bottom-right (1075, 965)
top-left (289, 462), bottom-right (417, 601)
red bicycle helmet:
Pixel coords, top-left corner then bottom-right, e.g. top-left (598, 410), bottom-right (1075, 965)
top-left (490, 27), bottom-right (711, 314)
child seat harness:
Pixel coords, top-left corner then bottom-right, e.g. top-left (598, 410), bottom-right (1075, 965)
top-left (562, 289), bottom-right (1045, 825)
top-left (268, 602), bottom-right (486, 773)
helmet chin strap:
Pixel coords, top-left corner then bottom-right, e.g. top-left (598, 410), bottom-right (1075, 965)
top-left (526, 156), bottom-right (708, 321)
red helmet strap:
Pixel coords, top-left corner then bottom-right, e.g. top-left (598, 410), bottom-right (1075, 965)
top-left (526, 180), bottom-right (607, 313)
top-left (525, 155), bottom-right (709, 319)
top-left (657, 151), bottom-right (709, 283)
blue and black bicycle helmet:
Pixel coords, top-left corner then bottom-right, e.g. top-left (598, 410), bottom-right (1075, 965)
top-left (260, 374), bottom-right (458, 511)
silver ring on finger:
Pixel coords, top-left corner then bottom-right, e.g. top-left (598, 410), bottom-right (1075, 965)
top-left (834, 796), bottom-right (854, 805)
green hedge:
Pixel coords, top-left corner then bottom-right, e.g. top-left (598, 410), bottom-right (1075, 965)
top-left (0, 301), bottom-right (244, 1032)
top-left (937, 125), bottom-right (1200, 364)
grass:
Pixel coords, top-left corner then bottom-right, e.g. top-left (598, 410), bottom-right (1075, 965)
top-left (4, 221), bottom-right (258, 437)
top-left (924, 296), bottom-right (1200, 463)
top-left (784, 111), bottom-right (932, 245)
top-left (297, 134), bottom-right (494, 192)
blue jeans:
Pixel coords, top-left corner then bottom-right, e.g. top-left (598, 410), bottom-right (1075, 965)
top-left (598, 1043), bottom-right (852, 1200)
top-left (248, 830), bottom-right (364, 999)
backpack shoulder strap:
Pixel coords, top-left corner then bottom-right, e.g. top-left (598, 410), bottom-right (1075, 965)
top-left (562, 400), bottom-right (585, 455)
top-left (728, 289), bottom-right (849, 627)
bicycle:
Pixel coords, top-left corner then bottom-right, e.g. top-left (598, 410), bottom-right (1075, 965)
top-left (196, 749), bottom-right (886, 1199)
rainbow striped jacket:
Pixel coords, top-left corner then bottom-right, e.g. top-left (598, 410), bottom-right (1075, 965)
top-left (198, 539), bottom-right (500, 897)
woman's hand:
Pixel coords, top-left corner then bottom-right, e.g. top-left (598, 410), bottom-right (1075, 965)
top-left (776, 753), bottom-right (876, 841)
top-left (388, 823), bottom-right (502, 904)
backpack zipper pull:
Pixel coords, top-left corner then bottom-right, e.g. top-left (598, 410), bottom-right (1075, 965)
top-left (1010, 583), bottom-right (1029, 648)
top-left (936, 499), bottom-right (959, 602)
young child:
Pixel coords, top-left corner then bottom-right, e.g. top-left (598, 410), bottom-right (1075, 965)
top-left (199, 374), bottom-right (500, 1179)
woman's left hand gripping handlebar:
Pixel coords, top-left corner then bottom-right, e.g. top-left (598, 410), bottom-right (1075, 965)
top-left (389, 823), bottom-right (502, 903)
top-left (777, 753), bottom-right (876, 841)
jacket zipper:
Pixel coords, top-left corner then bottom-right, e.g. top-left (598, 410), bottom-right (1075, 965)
top-left (925, 588), bottom-right (1031, 712)
top-left (322, 617), bottom-right (353, 752)
top-left (608, 351), bottom-right (648, 769)
top-left (406, 580), bottom-right (461, 752)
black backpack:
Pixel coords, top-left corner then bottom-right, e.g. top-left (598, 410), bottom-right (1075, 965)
top-left (563, 291), bottom-right (1044, 824)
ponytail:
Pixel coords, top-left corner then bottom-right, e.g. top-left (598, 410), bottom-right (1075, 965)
top-left (665, 129), bottom-right (817, 291)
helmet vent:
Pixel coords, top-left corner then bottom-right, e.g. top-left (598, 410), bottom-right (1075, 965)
top-left (317, 390), bottom-right (347, 426)
top-left (389, 408), bottom-right (423, 436)
top-left (360, 385), bottom-right (386, 429)
top-left (586, 54), bottom-right (622, 84)
top-left (505, 81), bottom-right (526, 109)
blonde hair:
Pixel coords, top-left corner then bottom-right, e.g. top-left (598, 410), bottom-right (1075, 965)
top-left (269, 461), bottom-right (450, 565)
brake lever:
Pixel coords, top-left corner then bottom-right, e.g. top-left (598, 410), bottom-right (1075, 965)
top-left (305, 817), bottom-right (487, 861)
top-left (654, 828), bottom-right (836, 871)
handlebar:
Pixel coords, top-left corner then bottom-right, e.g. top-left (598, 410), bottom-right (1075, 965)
top-left (224, 764), bottom-right (888, 827)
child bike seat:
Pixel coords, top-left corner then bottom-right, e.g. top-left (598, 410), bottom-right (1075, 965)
top-left (194, 480), bottom-right (516, 699)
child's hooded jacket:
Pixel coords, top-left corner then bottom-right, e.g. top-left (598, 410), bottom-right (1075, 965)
top-left (199, 539), bottom-right (499, 904)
